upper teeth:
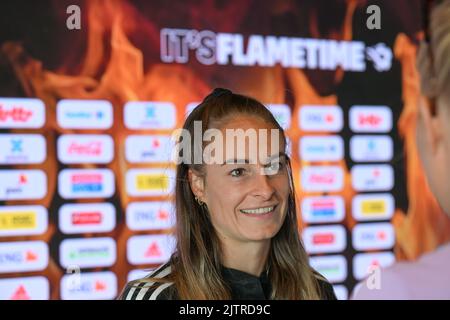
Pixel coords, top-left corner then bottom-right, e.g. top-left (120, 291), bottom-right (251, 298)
top-left (240, 206), bottom-right (275, 214)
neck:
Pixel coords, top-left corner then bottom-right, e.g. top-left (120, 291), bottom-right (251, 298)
top-left (220, 238), bottom-right (271, 277)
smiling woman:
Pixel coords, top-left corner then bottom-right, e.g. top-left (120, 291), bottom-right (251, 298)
top-left (118, 88), bottom-right (336, 300)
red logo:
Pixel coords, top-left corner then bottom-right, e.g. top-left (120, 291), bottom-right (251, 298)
top-left (309, 173), bottom-right (336, 184)
top-left (68, 141), bottom-right (102, 156)
top-left (10, 285), bottom-right (31, 300)
top-left (325, 114), bottom-right (335, 123)
top-left (152, 139), bottom-right (161, 148)
top-left (144, 242), bottom-right (162, 257)
top-left (18, 174), bottom-right (28, 185)
top-left (95, 281), bottom-right (107, 292)
top-left (0, 105), bottom-right (33, 123)
top-left (157, 209), bottom-right (169, 220)
top-left (71, 174), bottom-right (102, 183)
top-left (72, 212), bottom-right (102, 225)
top-left (25, 251), bottom-right (38, 262)
top-left (312, 233), bottom-right (335, 245)
top-left (358, 114), bottom-right (382, 127)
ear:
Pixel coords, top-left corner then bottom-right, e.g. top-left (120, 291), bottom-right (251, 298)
top-left (418, 96), bottom-right (444, 155)
top-left (188, 168), bottom-right (205, 201)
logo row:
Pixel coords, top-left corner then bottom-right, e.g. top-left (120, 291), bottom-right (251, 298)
top-left (0, 250), bottom-right (394, 300)
top-left (0, 194), bottom-right (393, 237)
top-left (1, 98), bottom-right (392, 132)
top-left (0, 134), bottom-right (393, 165)
top-left (0, 235), bottom-right (175, 274)
top-left (0, 202), bottom-right (175, 237)
top-left (0, 169), bottom-right (175, 200)
top-left (0, 223), bottom-right (393, 275)
top-left (0, 164), bottom-right (392, 201)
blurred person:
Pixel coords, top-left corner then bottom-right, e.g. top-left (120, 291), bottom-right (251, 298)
top-left (119, 88), bottom-right (336, 300)
top-left (352, 0), bottom-right (450, 299)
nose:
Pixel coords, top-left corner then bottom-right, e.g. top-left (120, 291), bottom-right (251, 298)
top-left (251, 171), bottom-right (275, 200)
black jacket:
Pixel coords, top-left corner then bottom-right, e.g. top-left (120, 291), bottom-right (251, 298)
top-left (119, 262), bottom-right (337, 300)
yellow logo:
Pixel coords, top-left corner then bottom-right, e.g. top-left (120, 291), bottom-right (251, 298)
top-left (0, 212), bottom-right (37, 230)
top-left (136, 174), bottom-right (169, 191)
top-left (361, 200), bottom-right (386, 216)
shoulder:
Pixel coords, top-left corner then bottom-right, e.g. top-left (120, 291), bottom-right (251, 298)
top-left (118, 262), bottom-right (177, 300)
top-left (313, 271), bottom-right (337, 300)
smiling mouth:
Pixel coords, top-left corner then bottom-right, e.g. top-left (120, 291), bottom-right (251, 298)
top-left (240, 205), bottom-right (277, 215)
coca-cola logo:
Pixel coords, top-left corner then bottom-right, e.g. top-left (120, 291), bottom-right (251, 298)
top-left (67, 141), bottom-right (102, 155)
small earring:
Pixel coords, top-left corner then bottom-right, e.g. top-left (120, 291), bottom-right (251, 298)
top-left (195, 196), bottom-right (204, 206)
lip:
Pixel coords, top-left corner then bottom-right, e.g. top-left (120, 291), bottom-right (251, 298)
top-left (239, 204), bottom-right (278, 218)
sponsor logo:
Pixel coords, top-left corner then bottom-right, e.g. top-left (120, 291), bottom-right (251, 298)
top-left (349, 106), bottom-right (392, 133)
top-left (302, 225), bottom-right (346, 254)
top-left (59, 203), bottom-right (116, 234)
top-left (57, 134), bottom-right (114, 164)
top-left (352, 222), bottom-right (395, 251)
top-left (0, 206), bottom-right (48, 237)
top-left (125, 135), bottom-right (174, 163)
top-left (124, 102), bottom-right (176, 130)
top-left (0, 170), bottom-right (47, 200)
top-left (58, 169), bottom-right (115, 199)
top-left (0, 277), bottom-right (49, 300)
top-left (0, 241), bottom-right (48, 273)
top-left (126, 202), bottom-right (175, 231)
top-left (160, 28), bottom-right (392, 72)
top-left (266, 104), bottom-right (291, 130)
top-left (352, 193), bottom-right (395, 221)
top-left (127, 234), bottom-right (176, 265)
top-left (299, 106), bottom-right (343, 132)
top-left (353, 252), bottom-right (395, 280)
top-left (301, 166), bottom-right (344, 192)
top-left (126, 169), bottom-right (176, 197)
top-left (350, 135), bottom-right (393, 162)
top-left (0, 134), bottom-right (46, 164)
top-left (57, 99), bottom-right (113, 129)
top-left (351, 165), bottom-right (394, 192)
top-left (0, 98), bottom-right (45, 128)
top-left (60, 271), bottom-right (117, 300)
top-left (59, 237), bottom-right (116, 269)
top-left (299, 136), bottom-right (344, 162)
top-left (301, 196), bottom-right (345, 224)
top-left (309, 255), bottom-right (347, 283)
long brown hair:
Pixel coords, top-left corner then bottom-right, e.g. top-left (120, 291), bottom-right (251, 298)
top-left (136, 88), bottom-right (325, 299)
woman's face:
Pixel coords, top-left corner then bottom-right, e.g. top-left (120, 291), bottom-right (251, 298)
top-left (192, 115), bottom-right (289, 244)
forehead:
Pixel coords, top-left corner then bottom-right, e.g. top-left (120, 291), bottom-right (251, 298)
top-left (217, 116), bottom-right (285, 159)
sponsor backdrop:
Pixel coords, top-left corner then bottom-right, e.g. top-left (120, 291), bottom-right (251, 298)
top-left (1, 0), bottom-right (449, 300)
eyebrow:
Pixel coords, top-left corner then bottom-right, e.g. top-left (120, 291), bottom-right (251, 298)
top-left (221, 152), bottom-right (287, 166)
